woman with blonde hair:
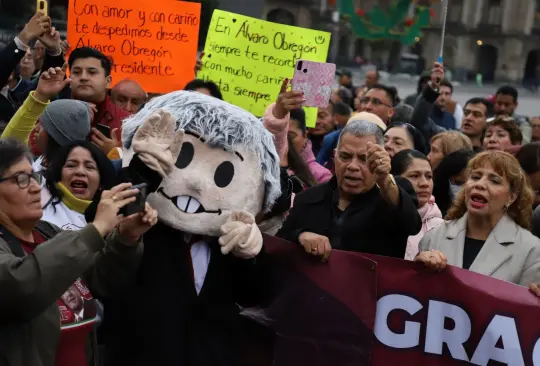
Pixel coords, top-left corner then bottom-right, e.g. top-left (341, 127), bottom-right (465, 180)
top-left (427, 131), bottom-right (473, 170)
top-left (415, 151), bottom-right (540, 288)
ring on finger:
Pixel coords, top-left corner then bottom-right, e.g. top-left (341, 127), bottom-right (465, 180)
top-left (379, 158), bottom-right (383, 165)
top-left (312, 247), bottom-right (318, 253)
top-left (112, 195), bottom-right (119, 202)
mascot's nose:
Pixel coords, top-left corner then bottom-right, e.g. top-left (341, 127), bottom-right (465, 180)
top-left (186, 175), bottom-right (205, 195)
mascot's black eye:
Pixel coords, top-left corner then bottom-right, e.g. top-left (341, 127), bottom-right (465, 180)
top-left (214, 161), bottom-right (235, 188)
top-left (176, 142), bottom-right (194, 169)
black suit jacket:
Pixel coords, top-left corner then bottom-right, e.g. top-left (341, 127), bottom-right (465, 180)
top-left (101, 223), bottom-right (271, 366)
top-left (0, 40), bottom-right (24, 89)
top-left (277, 176), bottom-right (422, 259)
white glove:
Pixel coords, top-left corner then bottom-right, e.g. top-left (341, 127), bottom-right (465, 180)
top-left (131, 110), bottom-right (184, 177)
top-left (219, 211), bottom-right (263, 259)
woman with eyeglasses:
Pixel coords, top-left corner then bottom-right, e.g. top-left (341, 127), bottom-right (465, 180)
top-left (0, 138), bottom-right (157, 366)
top-left (41, 141), bottom-right (117, 231)
top-left (384, 122), bottom-right (427, 158)
top-left (359, 85), bottom-right (396, 125)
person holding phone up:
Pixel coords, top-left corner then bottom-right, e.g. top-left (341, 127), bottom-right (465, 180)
top-left (0, 138), bottom-right (157, 366)
top-left (0, 12), bottom-right (50, 125)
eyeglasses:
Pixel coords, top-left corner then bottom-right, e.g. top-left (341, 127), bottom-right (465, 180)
top-left (0, 172), bottom-right (42, 189)
top-left (360, 97), bottom-right (393, 108)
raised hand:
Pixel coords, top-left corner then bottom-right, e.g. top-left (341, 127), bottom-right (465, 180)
top-left (195, 51), bottom-right (204, 74)
top-left (91, 127), bottom-right (122, 156)
top-left (18, 12), bottom-right (50, 45)
top-left (132, 110), bottom-right (184, 177)
top-left (92, 183), bottom-right (139, 237)
top-left (272, 78), bottom-right (305, 119)
top-left (34, 63), bottom-right (71, 102)
top-left (431, 62), bottom-right (444, 88)
top-left (38, 24), bottom-right (61, 54)
top-left (367, 141), bottom-right (391, 185)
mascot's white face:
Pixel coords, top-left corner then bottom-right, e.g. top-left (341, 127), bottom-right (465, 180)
top-left (122, 91), bottom-right (281, 237)
top-left (150, 134), bottom-right (265, 236)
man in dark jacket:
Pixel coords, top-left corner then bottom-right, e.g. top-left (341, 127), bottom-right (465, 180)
top-left (0, 12), bottom-right (52, 129)
top-left (277, 119), bottom-right (421, 260)
top-left (430, 79), bottom-right (456, 130)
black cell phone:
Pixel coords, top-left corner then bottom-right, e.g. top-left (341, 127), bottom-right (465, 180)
top-left (120, 183), bottom-right (148, 216)
top-left (95, 123), bottom-right (111, 138)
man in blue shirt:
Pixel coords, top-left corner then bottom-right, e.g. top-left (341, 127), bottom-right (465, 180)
top-left (316, 102), bottom-right (351, 166)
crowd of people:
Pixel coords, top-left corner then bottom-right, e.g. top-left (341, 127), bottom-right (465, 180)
top-left (2, 11), bottom-right (540, 366)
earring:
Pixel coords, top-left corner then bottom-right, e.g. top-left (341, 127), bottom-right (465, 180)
top-left (503, 204), bottom-right (508, 212)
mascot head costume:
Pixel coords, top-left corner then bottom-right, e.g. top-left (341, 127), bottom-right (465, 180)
top-left (121, 91), bottom-right (281, 252)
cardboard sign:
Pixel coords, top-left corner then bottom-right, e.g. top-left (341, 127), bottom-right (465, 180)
top-left (198, 10), bottom-right (331, 124)
top-left (68, 0), bottom-right (201, 93)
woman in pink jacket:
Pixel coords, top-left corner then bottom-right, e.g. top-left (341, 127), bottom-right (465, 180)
top-left (263, 83), bottom-right (332, 185)
top-left (391, 149), bottom-right (444, 260)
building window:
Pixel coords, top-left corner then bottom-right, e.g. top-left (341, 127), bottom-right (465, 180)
top-left (449, 0), bottom-right (463, 22)
top-left (482, 0), bottom-right (503, 24)
top-left (535, 0), bottom-right (540, 28)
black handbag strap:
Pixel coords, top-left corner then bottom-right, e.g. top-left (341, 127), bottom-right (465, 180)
top-left (0, 221), bottom-right (57, 258)
top-left (0, 225), bottom-right (26, 258)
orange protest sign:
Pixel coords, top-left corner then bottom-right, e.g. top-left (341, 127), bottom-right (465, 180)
top-left (67, 0), bottom-right (200, 93)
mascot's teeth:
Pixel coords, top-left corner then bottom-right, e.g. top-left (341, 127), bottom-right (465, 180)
top-left (175, 195), bottom-right (202, 214)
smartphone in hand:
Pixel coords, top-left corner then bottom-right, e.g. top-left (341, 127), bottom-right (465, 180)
top-left (120, 183), bottom-right (148, 216)
top-left (36, 0), bottom-right (48, 15)
top-left (95, 124), bottom-right (111, 139)
top-left (291, 60), bottom-right (336, 108)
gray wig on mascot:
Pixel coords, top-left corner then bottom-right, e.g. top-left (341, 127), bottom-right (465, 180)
top-left (101, 91), bottom-right (281, 366)
top-left (123, 90), bottom-right (281, 242)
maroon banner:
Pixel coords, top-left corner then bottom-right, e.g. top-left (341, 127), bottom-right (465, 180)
top-left (260, 235), bottom-right (540, 366)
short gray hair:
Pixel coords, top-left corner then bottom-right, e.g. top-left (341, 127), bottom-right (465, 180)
top-left (122, 91), bottom-right (281, 212)
top-left (338, 120), bottom-right (384, 147)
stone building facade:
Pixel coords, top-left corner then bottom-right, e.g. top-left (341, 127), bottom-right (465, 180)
top-left (420, 0), bottom-right (540, 82)
top-left (2, 0), bottom-right (538, 82)
top-left (262, 0), bottom-right (540, 82)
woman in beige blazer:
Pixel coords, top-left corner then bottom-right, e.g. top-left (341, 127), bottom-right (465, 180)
top-left (416, 151), bottom-right (540, 289)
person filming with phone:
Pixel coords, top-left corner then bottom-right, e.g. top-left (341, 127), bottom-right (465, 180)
top-left (0, 138), bottom-right (157, 366)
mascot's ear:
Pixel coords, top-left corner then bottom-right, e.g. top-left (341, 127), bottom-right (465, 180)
top-left (130, 110), bottom-right (185, 178)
